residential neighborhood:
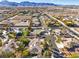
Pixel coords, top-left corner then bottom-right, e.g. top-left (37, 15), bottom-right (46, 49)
top-left (0, 1), bottom-right (79, 58)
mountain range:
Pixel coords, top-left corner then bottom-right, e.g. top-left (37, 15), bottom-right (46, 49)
top-left (0, 0), bottom-right (58, 7)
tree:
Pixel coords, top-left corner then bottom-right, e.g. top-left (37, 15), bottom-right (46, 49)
top-left (43, 50), bottom-right (52, 58)
top-left (8, 32), bottom-right (16, 39)
top-left (16, 43), bottom-right (25, 51)
top-left (1, 51), bottom-right (16, 58)
top-left (19, 36), bottom-right (30, 46)
top-left (0, 39), bottom-right (2, 47)
top-left (22, 28), bottom-right (30, 36)
top-left (55, 22), bottom-right (61, 27)
top-left (63, 20), bottom-right (74, 26)
top-left (22, 49), bottom-right (30, 58)
top-left (41, 36), bottom-right (52, 58)
top-left (70, 53), bottom-right (79, 58)
top-left (0, 30), bottom-right (2, 35)
top-left (56, 36), bottom-right (62, 43)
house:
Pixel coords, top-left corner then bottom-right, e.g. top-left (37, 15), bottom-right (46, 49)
top-left (15, 20), bottom-right (30, 26)
top-left (62, 37), bottom-right (72, 47)
top-left (32, 17), bottom-right (41, 27)
top-left (54, 29), bottom-right (61, 35)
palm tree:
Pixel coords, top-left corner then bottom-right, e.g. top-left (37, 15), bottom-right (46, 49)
top-left (41, 36), bottom-right (52, 58)
top-left (43, 50), bottom-right (52, 58)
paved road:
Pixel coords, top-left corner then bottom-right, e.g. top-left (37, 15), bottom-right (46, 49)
top-left (0, 26), bottom-right (43, 30)
top-left (44, 13), bottom-right (79, 37)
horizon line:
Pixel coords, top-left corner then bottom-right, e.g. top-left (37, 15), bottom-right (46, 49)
top-left (0, 0), bottom-right (79, 5)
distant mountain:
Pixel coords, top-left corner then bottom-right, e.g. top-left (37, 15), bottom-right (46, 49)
top-left (0, 1), bottom-right (19, 6)
top-left (0, 1), bottom-right (58, 7)
top-left (19, 1), bottom-right (58, 6)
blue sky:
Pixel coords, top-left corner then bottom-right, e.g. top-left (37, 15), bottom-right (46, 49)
top-left (1, 0), bottom-right (79, 5)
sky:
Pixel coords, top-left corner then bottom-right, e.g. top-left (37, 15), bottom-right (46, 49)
top-left (1, 0), bottom-right (79, 5)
